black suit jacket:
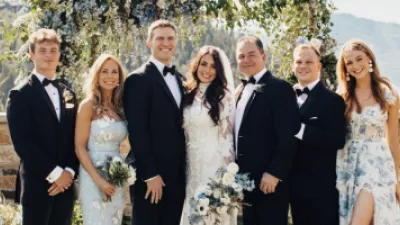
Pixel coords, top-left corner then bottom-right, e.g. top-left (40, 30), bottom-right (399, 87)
top-left (123, 62), bottom-right (186, 185)
top-left (6, 74), bottom-right (78, 202)
top-left (290, 81), bottom-right (346, 197)
top-left (236, 70), bottom-right (301, 200)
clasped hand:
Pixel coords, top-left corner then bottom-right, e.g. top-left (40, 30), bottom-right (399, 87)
top-left (48, 170), bottom-right (73, 196)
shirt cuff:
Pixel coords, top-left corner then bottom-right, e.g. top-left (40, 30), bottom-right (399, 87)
top-left (46, 166), bottom-right (63, 183)
top-left (145, 175), bottom-right (158, 182)
top-left (65, 167), bottom-right (75, 178)
top-left (294, 123), bottom-right (306, 140)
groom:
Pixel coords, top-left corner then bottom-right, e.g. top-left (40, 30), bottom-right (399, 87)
top-left (123, 20), bottom-right (186, 225)
top-left (235, 36), bottom-right (300, 225)
top-left (6, 28), bottom-right (78, 225)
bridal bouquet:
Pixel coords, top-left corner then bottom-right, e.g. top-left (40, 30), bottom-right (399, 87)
top-left (189, 163), bottom-right (255, 225)
top-left (95, 156), bottom-right (136, 201)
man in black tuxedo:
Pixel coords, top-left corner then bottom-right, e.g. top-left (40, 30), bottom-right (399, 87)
top-left (235, 36), bottom-right (301, 225)
top-left (6, 29), bottom-right (78, 225)
top-left (289, 44), bottom-right (346, 225)
top-left (123, 20), bottom-right (185, 225)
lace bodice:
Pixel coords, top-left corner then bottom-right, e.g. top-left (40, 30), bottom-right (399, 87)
top-left (347, 87), bottom-right (397, 141)
top-left (183, 83), bottom-right (235, 160)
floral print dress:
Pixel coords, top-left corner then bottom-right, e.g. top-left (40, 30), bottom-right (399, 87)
top-left (79, 115), bottom-right (128, 225)
top-left (336, 87), bottom-right (400, 225)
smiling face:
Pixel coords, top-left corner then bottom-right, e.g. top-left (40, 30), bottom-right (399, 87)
top-left (98, 59), bottom-right (120, 91)
top-left (29, 41), bottom-right (60, 78)
top-left (343, 49), bottom-right (371, 81)
top-left (196, 54), bottom-right (217, 84)
top-left (293, 47), bottom-right (321, 86)
top-left (147, 27), bottom-right (177, 65)
top-left (236, 41), bottom-right (266, 77)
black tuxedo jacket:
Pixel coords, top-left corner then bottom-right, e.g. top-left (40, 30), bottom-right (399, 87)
top-left (290, 81), bottom-right (346, 197)
top-left (236, 70), bottom-right (301, 200)
top-left (6, 74), bottom-right (78, 202)
top-left (123, 62), bottom-right (186, 185)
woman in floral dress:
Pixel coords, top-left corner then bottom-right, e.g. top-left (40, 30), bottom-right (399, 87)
top-left (336, 39), bottom-right (400, 225)
top-left (75, 53), bottom-right (127, 225)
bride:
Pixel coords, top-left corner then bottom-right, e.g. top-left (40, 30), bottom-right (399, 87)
top-left (180, 46), bottom-right (236, 225)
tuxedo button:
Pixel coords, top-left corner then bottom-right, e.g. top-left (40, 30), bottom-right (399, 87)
top-left (239, 136), bottom-right (243, 138)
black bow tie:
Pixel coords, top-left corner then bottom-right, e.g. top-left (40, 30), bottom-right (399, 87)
top-left (241, 77), bottom-right (256, 86)
top-left (163, 65), bottom-right (176, 76)
top-left (295, 87), bottom-right (310, 96)
top-left (42, 78), bottom-right (59, 87)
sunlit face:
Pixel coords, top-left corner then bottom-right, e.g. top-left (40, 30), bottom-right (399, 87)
top-left (98, 59), bottom-right (120, 91)
top-left (236, 42), bottom-right (266, 77)
top-left (343, 49), bottom-right (371, 81)
top-left (29, 41), bottom-right (60, 77)
top-left (147, 27), bottom-right (177, 65)
top-left (292, 48), bottom-right (321, 86)
top-left (196, 54), bottom-right (217, 84)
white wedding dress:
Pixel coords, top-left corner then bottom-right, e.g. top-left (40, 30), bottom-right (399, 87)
top-left (180, 83), bottom-right (236, 225)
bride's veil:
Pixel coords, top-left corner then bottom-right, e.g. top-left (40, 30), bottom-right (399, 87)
top-left (216, 47), bottom-right (235, 93)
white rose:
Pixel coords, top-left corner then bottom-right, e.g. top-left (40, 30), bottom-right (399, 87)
top-left (213, 189), bottom-right (221, 199)
top-left (222, 173), bottom-right (235, 186)
top-left (227, 163), bottom-right (239, 174)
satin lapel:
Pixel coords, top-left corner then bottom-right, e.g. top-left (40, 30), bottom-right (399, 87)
top-left (148, 62), bottom-right (180, 111)
top-left (235, 83), bottom-right (245, 106)
top-left (30, 75), bottom-right (58, 121)
top-left (300, 81), bottom-right (323, 115)
top-left (240, 71), bottom-right (271, 124)
top-left (57, 84), bottom-right (66, 123)
top-left (175, 72), bottom-right (184, 110)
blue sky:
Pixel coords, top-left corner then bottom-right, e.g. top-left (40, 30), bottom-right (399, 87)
top-left (332, 0), bottom-right (400, 25)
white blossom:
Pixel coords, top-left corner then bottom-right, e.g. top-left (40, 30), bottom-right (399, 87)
top-left (226, 163), bottom-right (239, 174)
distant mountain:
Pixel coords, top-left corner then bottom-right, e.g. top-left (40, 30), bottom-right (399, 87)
top-left (331, 13), bottom-right (400, 88)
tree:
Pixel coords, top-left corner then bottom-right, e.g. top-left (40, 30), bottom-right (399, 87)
top-left (1, 0), bottom-right (337, 96)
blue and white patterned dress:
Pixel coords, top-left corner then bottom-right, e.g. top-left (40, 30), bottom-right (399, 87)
top-left (336, 87), bottom-right (400, 225)
top-left (79, 116), bottom-right (128, 225)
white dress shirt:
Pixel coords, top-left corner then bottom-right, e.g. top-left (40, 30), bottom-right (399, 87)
top-left (34, 72), bottom-right (75, 182)
top-left (294, 79), bottom-right (320, 140)
top-left (149, 56), bottom-right (181, 107)
top-left (235, 68), bottom-right (267, 152)
top-left (145, 57), bottom-right (182, 182)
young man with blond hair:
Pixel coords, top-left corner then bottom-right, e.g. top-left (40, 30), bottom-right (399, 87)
top-left (7, 28), bottom-right (78, 225)
top-left (123, 20), bottom-right (186, 225)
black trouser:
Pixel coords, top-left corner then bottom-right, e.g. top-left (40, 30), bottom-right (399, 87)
top-left (131, 179), bottom-right (185, 225)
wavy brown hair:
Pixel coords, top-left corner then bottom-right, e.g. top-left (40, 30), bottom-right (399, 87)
top-left (184, 45), bottom-right (228, 125)
top-left (337, 39), bottom-right (392, 120)
top-left (84, 53), bottom-right (127, 119)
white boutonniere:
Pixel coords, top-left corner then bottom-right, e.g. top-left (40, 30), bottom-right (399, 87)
top-left (63, 89), bottom-right (74, 101)
top-left (63, 89), bottom-right (75, 108)
top-left (254, 84), bottom-right (265, 93)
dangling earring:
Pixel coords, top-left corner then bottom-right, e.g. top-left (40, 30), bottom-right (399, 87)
top-left (369, 60), bottom-right (374, 73)
top-left (346, 72), bottom-right (350, 81)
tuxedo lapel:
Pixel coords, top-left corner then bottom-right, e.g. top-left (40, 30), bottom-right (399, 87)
top-left (240, 71), bottom-right (271, 127)
top-left (57, 85), bottom-right (66, 123)
top-left (175, 73), bottom-right (184, 109)
top-left (235, 83), bottom-right (245, 106)
top-left (30, 75), bottom-right (59, 121)
top-left (300, 81), bottom-right (323, 115)
top-left (147, 62), bottom-right (180, 111)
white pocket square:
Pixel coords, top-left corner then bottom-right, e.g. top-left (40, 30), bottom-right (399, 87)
top-left (66, 103), bottom-right (75, 109)
top-left (309, 117), bottom-right (318, 120)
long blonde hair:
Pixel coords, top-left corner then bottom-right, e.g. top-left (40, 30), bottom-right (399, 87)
top-left (337, 39), bottom-right (392, 120)
top-left (84, 53), bottom-right (126, 119)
